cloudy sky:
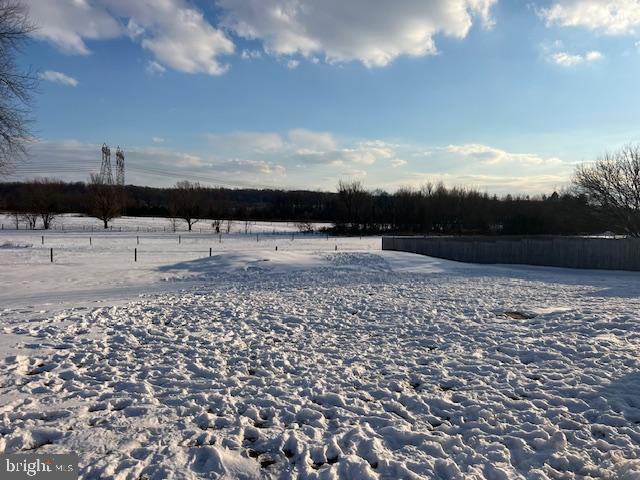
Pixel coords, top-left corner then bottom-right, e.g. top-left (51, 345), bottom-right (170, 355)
top-left (15, 0), bottom-right (640, 193)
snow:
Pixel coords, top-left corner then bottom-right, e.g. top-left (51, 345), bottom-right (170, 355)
top-left (2, 215), bottom-right (640, 479)
top-left (0, 214), bottom-right (332, 234)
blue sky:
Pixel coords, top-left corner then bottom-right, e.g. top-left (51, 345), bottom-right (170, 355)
top-left (15, 0), bottom-right (640, 193)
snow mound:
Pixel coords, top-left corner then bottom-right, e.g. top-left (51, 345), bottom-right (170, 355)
top-left (0, 241), bottom-right (32, 249)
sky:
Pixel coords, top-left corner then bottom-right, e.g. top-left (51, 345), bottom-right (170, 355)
top-left (12, 0), bottom-right (640, 194)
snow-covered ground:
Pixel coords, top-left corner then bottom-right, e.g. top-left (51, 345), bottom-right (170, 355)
top-left (0, 214), bottom-right (332, 234)
top-left (1, 216), bottom-right (640, 479)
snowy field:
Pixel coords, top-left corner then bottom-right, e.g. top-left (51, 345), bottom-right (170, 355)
top-left (0, 213), bottom-right (332, 234)
top-left (1, 216), bottom-right (640, 479)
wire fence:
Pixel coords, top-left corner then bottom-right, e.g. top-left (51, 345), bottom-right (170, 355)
top-left (0, 223), bottom-right (327, 235)
top-left (1, 231), bottom-right (377, 264)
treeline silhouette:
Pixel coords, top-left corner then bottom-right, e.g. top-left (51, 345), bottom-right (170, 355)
top-left (0, 180), bottom-right (605, 235)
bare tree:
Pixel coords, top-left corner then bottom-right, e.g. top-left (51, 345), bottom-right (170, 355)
top-left (295, 221), bottom-right (314, 233)
top-left (24, 178), bottom-right (61, 229)
top-left (0, 0), bottom-right (36, 176)
top-left (40, 208), bottom-right (56, 230)
top-left (169, 181), bottom-right (205, 231)
top-left (336, 180), bottom-right (370, 232)
top-left (20, 210), bottom-right (37, 229)
top-left (88, 173), bottom-right (121, 229)
top-left (573, 144), bottom-right (640, 236)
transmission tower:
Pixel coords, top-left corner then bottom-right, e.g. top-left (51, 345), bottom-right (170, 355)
top-left (115, 146), bottom-right (125, 186)
top-left (99, 143), bottom-right (113, 184)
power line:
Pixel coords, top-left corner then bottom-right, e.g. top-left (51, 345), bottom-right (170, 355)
top-left (9, 144), bottom-right (308, 190)
top-left (8, 161), bottom-right (296, 190)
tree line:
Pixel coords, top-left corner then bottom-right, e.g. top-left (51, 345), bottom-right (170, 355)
top-left (0, 178), bottom-right (338, 230)
top-left (3, 144), bottom-right (640, 235)
top-left (0, 175), bottom-right (611, 235)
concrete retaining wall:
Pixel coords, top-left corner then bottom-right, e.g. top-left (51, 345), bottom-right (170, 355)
top-left (382, 236), bottom-right (640, 271)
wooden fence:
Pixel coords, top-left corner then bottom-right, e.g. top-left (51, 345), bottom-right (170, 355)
top-left (382, 236), bottom-right (640, 271)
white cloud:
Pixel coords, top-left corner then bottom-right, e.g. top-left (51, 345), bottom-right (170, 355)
top-left (288, 129), bottom-right (337, 151)
top-left (28, 0), bottom-right (498, 74)
top-left (342, 141), bottom-right (395, 165)
top-left (445, 144), bottom-right (562, 165)
top-left (207, 132), bottom-right (285, 153)
top-left (550, 52), bottom-right (583, 66)
top-left (146, 61), bottom-right (167, 75)
top-left (216, 159), bottom-right (286, 176)
top-left (206, 129), bottom-right (399, 173)
top-left (126, 19), bottom-right (145, 39)
top-left (389, 172), bottom-right (568, 195)
top-left (152, 137), bottom-right (165, 143)
top-left (131, 147), bottom-right (286, 181)
top-left (208, 129), bottom-right (341, 157)
top-left (292, 140), bottom-right (396, 166)
top-left (38, 70), bottom-right (79, 87)
top-left (28, 0), bottom-right (234, 75)
top-left (175, 153), bottom-right (203, 167)
top-left (137, 6), bottom-right (234, 75)
top-left (585, 50), bottom-right (604, 61)
top-left (540, 39), bottom-right (604, 66)
top-left (391, 158), bottom-right (408, 168)
top-left (219, 0), bottom-right (497, 67)
top-left (339, 168), bottom-right (368, 178)
top-left (28, 0), bottom-right (122, 55)
top-left (540, 0), bottom-right (640, 35)
top-left (550, 49), bottom-right (604, 66)
top-left (241, 49), bottom-right (262, 60)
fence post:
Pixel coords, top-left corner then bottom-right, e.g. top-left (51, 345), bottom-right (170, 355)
top-left (137, 235), bottom-right (139, 245)
top-left (275, 245), bottom-right (278, 251)
top-left (50, 248), bottom-right (53, 263)
top-left (90, 236), bottom-right (92, 246)
top-left (209, 247), bottom-right (212, 257)
top-left (179, 235), bottom-right (181, 244)
top-left (41, 235), bottom-right (44, 245)
top-left (134, 248), bottom-right (137, 262)
top-left (219, 234), bottom-right (221, 243)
